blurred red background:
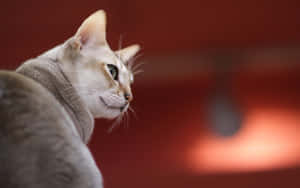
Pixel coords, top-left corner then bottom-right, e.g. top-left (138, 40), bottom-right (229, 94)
top-left (1, 0), bottom-right (300, 187)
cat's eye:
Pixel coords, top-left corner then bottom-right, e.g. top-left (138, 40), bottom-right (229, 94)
top-left (107, 64), bottom-right (119, 80)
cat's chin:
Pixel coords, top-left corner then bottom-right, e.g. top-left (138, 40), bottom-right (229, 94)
top-left (92, 109), bottom-right (120, 120)
top-left (91, 101), bottom-right (122, 119)
top-left (93, 102), bottom-right (130, 120)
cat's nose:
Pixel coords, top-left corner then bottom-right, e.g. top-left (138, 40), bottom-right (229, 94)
top-left (124, 93), bottom-right (133, 102)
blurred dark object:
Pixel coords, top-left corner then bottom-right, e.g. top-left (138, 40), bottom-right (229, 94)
top-left (208, 53), bottom-right (243, 137)
top-left (209, 91), bottom-right (243, 137)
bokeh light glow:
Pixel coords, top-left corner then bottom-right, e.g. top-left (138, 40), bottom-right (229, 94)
top-left (189, 108), bottom-right (300, 173)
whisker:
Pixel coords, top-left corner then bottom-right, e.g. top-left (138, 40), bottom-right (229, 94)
top-left (107, 114), bottom-right (123, 133)
top-left (129, 106), bottom-right (138, 120)
top-left (123, 112), bottom-right (128, 129)
top-left (132, 61), bottom-right (146, 73)
top-left (127, 53), bottom-right (143, 71)
top-left (107, 105), bottom-right (137, 133)
top-left (125, 111), bottom-right (130, 129)
top-left (133, 69), bottom-right (144, 76)
top-left (118, 34), bottom-right (123, 52)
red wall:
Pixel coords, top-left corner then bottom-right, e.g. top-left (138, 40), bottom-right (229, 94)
top-left (2, 0), bottom-right (300, 67)
top-left (1, 1), bottom-right (300, 188)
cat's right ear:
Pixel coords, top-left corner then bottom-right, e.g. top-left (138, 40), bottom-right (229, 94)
top-left (74, 10), bottom-right (107, 48)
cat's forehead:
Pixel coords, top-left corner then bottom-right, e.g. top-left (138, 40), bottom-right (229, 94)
top-left (83, 47), bottom-right (116, 63)
top-left (81, 45), bottom-right (131, 75)
top-left (98, 52), bottom-right (127, 71)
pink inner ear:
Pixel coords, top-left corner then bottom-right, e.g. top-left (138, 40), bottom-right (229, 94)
top-left (79, 35), bottom-right (89, 46)
top-left (76, 28), bottom-right (92, 46)
top-left (76, 27), bottom-right (106, 47)
top-left (75, 10), bottom-right (107, 47)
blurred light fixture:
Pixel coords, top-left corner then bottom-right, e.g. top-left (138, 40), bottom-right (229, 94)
top-left (209, 92), bottom-right (243, 137)
top-left (208, 53), bottom-right (243, 137)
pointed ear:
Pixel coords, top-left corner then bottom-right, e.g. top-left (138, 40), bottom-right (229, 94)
top-left (116, 44), bottom-right (140, 62)
top-left (75, 10), bottom-right (107, 47)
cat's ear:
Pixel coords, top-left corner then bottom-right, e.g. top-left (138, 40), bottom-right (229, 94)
top-left (74, 10), bottom-right (107, 48)
top-left (116, 44), bottom-right (140, 63)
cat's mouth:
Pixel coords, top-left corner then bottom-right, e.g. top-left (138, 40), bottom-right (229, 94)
top-left (99, 97), bottom-right (128, 112)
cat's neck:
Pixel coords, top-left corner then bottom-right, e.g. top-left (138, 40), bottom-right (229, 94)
top-left (16, 58), bottom-right (94, 144)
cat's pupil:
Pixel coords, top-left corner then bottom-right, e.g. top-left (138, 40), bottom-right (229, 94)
top-left (107, 64), bottom-right (118, 80)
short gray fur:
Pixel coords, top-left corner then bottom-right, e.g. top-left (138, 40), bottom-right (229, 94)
top-left (0, 59), bottom-right (103, 187)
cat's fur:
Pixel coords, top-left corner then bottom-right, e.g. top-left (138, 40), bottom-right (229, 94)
top-left (0, 10), bottom-right (140, 188)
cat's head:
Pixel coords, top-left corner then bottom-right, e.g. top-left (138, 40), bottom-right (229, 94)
top-left (57, 10), bottom-right (140, 119)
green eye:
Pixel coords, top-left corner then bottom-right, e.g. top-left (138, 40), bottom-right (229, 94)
top-left (107, 64), bottom-right (119, 80)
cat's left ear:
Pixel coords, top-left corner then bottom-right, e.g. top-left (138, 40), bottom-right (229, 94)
top-left (116, 44), bottom-right (140, 63)
top-left (74, 10), bottom-right (107, 48)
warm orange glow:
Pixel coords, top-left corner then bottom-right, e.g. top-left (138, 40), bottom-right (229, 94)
top-left (188, 108), bottom-right (300, 173)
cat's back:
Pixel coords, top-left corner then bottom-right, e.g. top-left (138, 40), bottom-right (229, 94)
top-left (0, 70), bottom-right (76, 142)
top-left (0, 70), bottom-right (74, 129)
top-left (0, 71), bottom-right (102, 188)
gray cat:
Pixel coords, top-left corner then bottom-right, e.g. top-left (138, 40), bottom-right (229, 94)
top-left (0, 10), bottom-right (140, 188)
